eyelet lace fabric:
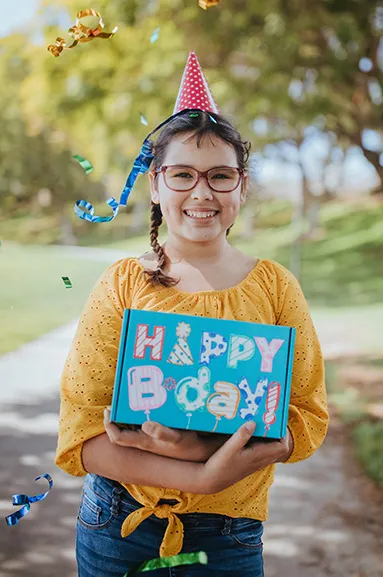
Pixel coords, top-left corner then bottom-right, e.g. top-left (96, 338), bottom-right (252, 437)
top-left (56, 257), bottom-right (328, 557)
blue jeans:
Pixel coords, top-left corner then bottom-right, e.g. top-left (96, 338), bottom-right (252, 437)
top-left (76, 474), bottom-right (264, 576)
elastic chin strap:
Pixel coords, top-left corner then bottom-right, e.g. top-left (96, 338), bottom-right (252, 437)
top-left (73, 109), bottom-right (206, 223)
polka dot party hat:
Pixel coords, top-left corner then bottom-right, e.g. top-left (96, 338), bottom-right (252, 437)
top-left (173, 51), bottom-right (220, 114)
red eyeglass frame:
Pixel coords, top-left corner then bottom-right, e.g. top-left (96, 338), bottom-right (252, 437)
top-left (153, 165), bottom-right (245, 193)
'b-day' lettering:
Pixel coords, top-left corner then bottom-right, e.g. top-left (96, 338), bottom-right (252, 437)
top-left (127, 365), bottom-right (273, 424)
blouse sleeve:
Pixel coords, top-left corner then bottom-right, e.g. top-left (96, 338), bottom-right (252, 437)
top-left (268, 261), bottom-right (329, 464)
top-left (55, 258), bottom-right (139, 476)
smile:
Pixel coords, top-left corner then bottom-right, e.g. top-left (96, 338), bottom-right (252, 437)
top-left (183, 210), bottom-right (219, 219)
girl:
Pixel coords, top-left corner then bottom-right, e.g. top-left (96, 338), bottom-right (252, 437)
top-left (56, 56), bottom-right (328, 577)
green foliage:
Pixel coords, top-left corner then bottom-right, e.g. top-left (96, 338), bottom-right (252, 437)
top-left (353, 421), bottom-right (383, 486)
top-left (325, 359), bottom-right (383, 486)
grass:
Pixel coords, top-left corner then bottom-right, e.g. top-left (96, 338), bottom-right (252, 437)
top-left (232, 199), bottom-right (383, 307)
top-left (0, 243), bottom-right (115, 354)
top-left (326, 359), bottom-right (383, 486)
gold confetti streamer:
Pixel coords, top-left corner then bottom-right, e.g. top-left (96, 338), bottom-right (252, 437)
top-left (199, 0), bottom-right (221, 9)
top-left (47, 9), bottom-right (118, 57)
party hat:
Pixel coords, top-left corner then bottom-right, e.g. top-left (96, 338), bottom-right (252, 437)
top-left (173, 51), bottom-right (220, 114)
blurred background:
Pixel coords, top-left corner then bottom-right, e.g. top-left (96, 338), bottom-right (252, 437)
top-left (0, 1), bottom-right (382, 576)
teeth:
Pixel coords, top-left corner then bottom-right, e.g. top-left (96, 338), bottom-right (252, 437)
top-left (185, 210), bottom-right (217, 219)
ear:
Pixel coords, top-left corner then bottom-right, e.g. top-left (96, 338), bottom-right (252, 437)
top-left (149, 171), bottom-right (160, 204)
top-left (240, 173), bottom-right (248, 206)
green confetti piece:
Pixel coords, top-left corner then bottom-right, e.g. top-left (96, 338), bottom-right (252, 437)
top-left (189, 113), bottom-right (200, 118)
top-left (61, 276), bottom-right (72, 289)
top-left (73, 154), bottom-right (94, 175)
top-left (124, 551), bottom-right (208, 575)
top-left (140, 113), bottom-right (149, 126)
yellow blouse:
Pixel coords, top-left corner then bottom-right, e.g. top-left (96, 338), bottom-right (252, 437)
top-left (56, 257), bottom-right (328, 557)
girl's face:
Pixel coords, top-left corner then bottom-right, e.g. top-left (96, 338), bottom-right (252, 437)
top-left (149, 132), bottom-right (247, 246)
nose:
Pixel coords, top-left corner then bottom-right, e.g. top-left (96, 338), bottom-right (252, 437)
top-left (190, 177), bottom-right (214, 201)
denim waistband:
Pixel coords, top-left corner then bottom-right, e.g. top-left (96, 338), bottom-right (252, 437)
top-left (83, 473), bottom-right (261, 530)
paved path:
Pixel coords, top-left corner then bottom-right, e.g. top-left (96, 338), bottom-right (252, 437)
top-left (0, 253), bottom-right (382, 575)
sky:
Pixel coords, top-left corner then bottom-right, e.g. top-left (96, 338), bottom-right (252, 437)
top-left (0, 1), bottom-right (379, 195)
top-left (0, 0), bottom-right (39, 37)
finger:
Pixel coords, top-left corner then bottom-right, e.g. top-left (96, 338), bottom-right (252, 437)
top-left (211, 421), bottom-right (256, 462)
top-left (104, 410), bottom-right (152, 449)
top-left (141, 421), bottom-right (183, 444)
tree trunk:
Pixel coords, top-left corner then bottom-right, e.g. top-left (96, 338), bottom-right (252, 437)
top-left (58, 213), bottom-right (77, 246)
top-left (360, 146), bottom-right (383, 194)
top-left (241, 203), bottom-right (256, 240)
top-left (130, 198), bottom-right (148, 234)
top-left (289, 194), bottom-right (304, 281)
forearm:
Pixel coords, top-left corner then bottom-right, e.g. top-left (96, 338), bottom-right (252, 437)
top-left (82, 433), bottom-right (211, 493)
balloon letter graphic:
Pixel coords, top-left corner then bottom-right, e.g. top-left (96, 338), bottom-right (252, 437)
top-left (238, 377), bottom-right (269, 420)
top-left (254, 337), bottom-right (284, 372)
top-left (207, 381), bottom-right (240, 432)
top-left (128, 365), bottom-right (167, 420)
top-left (227, 334), bottom-right (255, 368)
top-left (134, 324), bottom-right (165, 360)
top-left (200, 332), bottom-right (227, 365)
top-left (262, 381), bottom-right (281, 436)
top-left (175, 367), bottom-right (210, 429)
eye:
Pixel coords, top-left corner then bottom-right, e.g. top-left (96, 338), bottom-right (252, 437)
top-left (173, 171), bottom-right (193, 179)
top-left (211, 172), bottom-right (231, 180)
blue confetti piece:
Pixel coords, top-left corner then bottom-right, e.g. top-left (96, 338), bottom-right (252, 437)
top-left (140, 113), bottom-right (149, 126)
top-left (5, 474), bottom-right (53, 527)
top-left (74, 197), bottom-right (119, 223)
top-left (5, 503), bottom-right (31, 526)
top-left (150, 27), bottom-right (160, 43)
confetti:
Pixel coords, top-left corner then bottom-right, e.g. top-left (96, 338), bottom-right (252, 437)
top-left (73, 154), bottom-right (94, 175)
top-left (199, 0), bottom-right (221, 8)
top-left (47, 9), bottom-right (118, 57)
top-left (74, 138), bottom-right (153, 223)
top-left (150, 27), bottom-right (160, 44)
top-left (124, 551), bottom-right (208, 575)
top-left (140, 113), bottom-right (149, 126)
top-left (62, 276), bottom-right (73, 289)
top-left (5, 474), bottom-right (53, 527)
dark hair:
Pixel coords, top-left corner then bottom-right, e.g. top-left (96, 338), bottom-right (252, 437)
top-left (143, 111), bottom-right (251, 288)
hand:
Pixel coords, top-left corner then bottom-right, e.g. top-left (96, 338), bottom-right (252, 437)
top-left (103, 408), bottom-right (225, 462)
top-left (200, 422), bottom-right (294, 494)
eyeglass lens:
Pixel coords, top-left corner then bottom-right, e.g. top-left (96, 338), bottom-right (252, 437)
top-left (165, 166), bottom-right (240, 192)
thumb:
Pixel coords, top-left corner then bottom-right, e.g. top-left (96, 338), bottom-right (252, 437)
top-left (141, 421), bottom-right (183, 443)
top-left (211, 421), bottom-right (256, 462)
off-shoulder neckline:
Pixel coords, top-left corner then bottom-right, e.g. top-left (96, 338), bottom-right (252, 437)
top-left (132, 257), bottom-right (265, 297)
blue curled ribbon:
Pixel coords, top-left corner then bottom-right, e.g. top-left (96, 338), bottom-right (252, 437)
top-left (74, 196), bottom-right (119, 223)
top-left (5, 473), bottom-right (54, 527)
top-left (73, 108), bottom-right (212, 223)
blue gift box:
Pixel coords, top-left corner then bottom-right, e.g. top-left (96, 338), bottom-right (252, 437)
top-left (111, 309), bottom-right (296, 439)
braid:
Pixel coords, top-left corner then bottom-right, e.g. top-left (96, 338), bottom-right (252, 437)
top-left (143, 202), bottom-right (179, 287)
